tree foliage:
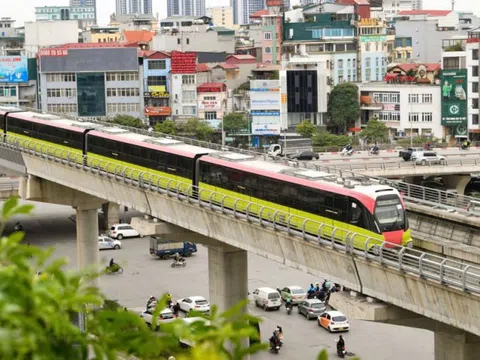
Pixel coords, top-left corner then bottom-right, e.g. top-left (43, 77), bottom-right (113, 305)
top-left (312, 129), bottom-right (350, 147)
top-left (155, 120), bottom-right (177, 135)
top-left (396, 135), bottom-right (440, 147)
top-left (296, 121), bottom-right (317, 138)
top-left (223, 113), bottom-right (249, 134)
top-left (181, 118), bottom-right (215, 141)
top-left (360, 118), bottom-right (389, 144)
top-left (112, 115), bottom-right (144, 129)
top-left (327, 83), bottom-right (360, 133)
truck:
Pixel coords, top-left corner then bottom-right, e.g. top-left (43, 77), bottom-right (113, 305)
top-left (149, 236), bottom-right (197, 259)
top-left (267, 138), bottom-right (313, 158)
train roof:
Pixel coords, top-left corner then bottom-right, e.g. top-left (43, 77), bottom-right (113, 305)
top-left (7, 111), bottom-right (88, 133)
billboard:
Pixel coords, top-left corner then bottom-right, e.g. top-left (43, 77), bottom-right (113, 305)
top-left (441, 69), bottom-right (468, 126)
top-left (170, 51), bottom-right (196, 74)
top-left (144, 106), bottom-right (171, 116)
top-left (251, 124), bottom-right (281, 135)
top-left (0, 56), bottom-right (28, 83)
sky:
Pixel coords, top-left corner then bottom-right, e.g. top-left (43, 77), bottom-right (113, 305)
top-left (4, 0), bottom-right (480, 27)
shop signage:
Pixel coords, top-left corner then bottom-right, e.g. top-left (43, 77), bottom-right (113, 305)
top-left (359, 18), bottom-right (379, 26)
top-left (360, 35), bottom-right (387, 43)
top-left (38, 48), bottom-right (69, 57)
top-left (144, 106), bottom-right (171, 116)
top-left (144, 91), bottom-right (169, 98)
top-left (0, 56), bottom-right (28, 83)
top-left (170, 51), bottom-right (196, 74)
top-left (251, 124), bottom-right (282, 135)
top-left (199, 100), bottom-right (220, 109)
top-left (251, 110), bottom-right (280, 116)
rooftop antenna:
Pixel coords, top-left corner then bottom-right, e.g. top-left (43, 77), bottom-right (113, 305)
top-left (452, 0), bottom-right (455, 10)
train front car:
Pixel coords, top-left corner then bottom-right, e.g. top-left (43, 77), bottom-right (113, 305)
top-left (372, 188), bottom-right (412, 248)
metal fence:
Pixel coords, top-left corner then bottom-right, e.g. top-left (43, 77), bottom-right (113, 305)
top-left (330, 157), bottom-right (480, 171)
top-left (12, 108), bottom-right (480, 217)
top-left (3, 135), bottom-right (480, 296)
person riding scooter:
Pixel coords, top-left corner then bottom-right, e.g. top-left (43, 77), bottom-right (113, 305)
top-left (275, 326), bottom-right (284, 346)
top-left (307, 283), bottom-right (315, 298)
top-left (285, 296), bottom-right (293, 313)
top-left (173, 252), bottom-right (185, 264)
top-left (146, 296), bottom-right (157, 313)
top-left (370, 144), bottom-right (379, 155)
top-left (337, 335), bottom-right (346, 356)
top-left (14, 222), bottom-right (23, 232)
top-left (269, 331), bottom-right (281, 353)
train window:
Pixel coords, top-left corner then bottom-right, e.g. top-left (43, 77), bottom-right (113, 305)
top-left (349, 200), bottom-right (364, 227)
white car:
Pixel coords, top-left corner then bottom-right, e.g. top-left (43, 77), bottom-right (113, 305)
top-left (98, 235), bottom-right (122, 250)
top-left (279, 286), bottom-right (307, 304)
top-left (140, 308), bottom-right (176, 328)
top-left (108, 224), bottom-right (142, 240)
top-left (318, 310), bottom-right (350, 332)
top-left (411, 151), bottom-right (446, 165)
top-left (177, 296), bottom-right (210, 314)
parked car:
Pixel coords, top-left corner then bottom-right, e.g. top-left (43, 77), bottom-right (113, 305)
top-left (252, 287), bottom-right (282, 311)
top-left (177, 296), bottom-right (210, 314)
top-left (399, 147), bottom-right (423, 161)
top-left (98, 235), bottom-right (122, 250)
top-left (410, 151), bottom-right (446, 165)
top-left (298, 299), bottom-right (326, 320)
top-left (317, 310), bottom-right (350, 332)
top-left (279, 286), bottom-right (307, 304)
top-left (108, 224), bottom-right (143, 240)
top-left (289, 150), bottom-right (319, 161)
top-left (140, 308), bottom-right (176, 329)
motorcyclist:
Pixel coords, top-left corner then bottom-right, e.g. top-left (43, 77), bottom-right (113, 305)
top-left (174, 252), bottom-right (184, 263)
top-left (146, 296), bottom-right (157, 312)
top-left (166, 292), bottom-right (173, 308)
top-left (285, 295), bottom-right (293, 310)
top-left (337, 335), bottom-right (345, 354)
top-left (276, 326), bottom-right (284, 345)
top-left (109, 258), bottom-right (115, 268)
top-left (269, 331), bottom-right (280, 350)
top-left (172, 302), bottom-right (181, 317)
top-left (424, 142), bottom-right (432, 150)
top-left (314, 282), bottom-right (320, 293)
top-left (307, 283), bottom-right (315, 298)
top-left (371, 144), bottom-right (379, 153)
top-left (14, 222), bottom-right (23, 231)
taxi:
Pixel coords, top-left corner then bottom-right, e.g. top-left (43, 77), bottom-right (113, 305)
top-left (317, 310), bottom-right (350, 332)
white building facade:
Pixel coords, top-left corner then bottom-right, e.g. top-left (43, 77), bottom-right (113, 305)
top-left (358, 82), bottom-right (442, 139)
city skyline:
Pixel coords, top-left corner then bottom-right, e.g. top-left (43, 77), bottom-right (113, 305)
top-left (5, 0), bottom-right (480, 26)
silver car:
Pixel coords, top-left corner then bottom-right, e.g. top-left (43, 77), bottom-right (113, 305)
top-left (297, 299), bottom-right (326, 320)
top-left (410, 151), bottom-right (445, 165)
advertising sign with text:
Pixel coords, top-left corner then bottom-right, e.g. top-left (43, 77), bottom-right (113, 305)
top-left (251, 124), bottom-right (281, 135)
top-left (0, 56), bottom-right (28, 83)
top-left (441, 69), bottom-right (468, 126)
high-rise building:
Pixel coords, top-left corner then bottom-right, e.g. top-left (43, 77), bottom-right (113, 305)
top-left (116, 0), bottom-right (152, 15)
top-left (68, 0), bottom-right (97, 26)
top-left (167, 0), bottom-right (206, 17)
top-left (206, 6), bottom-right (234, 28)
top-left (231, 0), bottom-right (266, 25)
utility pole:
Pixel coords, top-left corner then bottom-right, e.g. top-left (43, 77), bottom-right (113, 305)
top-left (452, 0), bottom-right (455, 11)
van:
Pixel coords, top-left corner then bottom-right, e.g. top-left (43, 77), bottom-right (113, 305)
top-left (252, 287), bottom-right (282, 311)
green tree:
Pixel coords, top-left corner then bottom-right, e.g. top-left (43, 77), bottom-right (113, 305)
top-left (360, 118), bottom-right (389, 144)
top-left (0, 197), bottom-right (268, 360)
top-left (223, 113), bottom-right (249, 134)
top-left (112, 115), bottom-right (144, 129)
top-left (155, 119), bottom-right (177, 135)
top-left (182, 118), bottom-right (214, 141)
top-left (296, 121), bottom-right (316, 138)
top-left (327, 83), bottom-right (360, 133)
top-left (312, 129), bottom-right (350, 147)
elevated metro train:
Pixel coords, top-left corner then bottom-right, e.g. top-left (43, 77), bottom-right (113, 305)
top-left (0, 109), bottom-right (412, 250)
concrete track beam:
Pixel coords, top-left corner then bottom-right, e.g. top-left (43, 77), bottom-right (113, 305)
top-left (442, 174), bottom-right (472, 195)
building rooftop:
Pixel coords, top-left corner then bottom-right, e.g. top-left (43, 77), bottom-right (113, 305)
top-left (398, 10), bottom-right (452, 17)
top-left (227, 54), bottom-right (256, 60)
top-left (196, 63), bottom-right (211, 72)
top-left (160, 15), bottom-right (211, 23)
top-left (139, 50), bottom-right (170, 58)
top-left (207, 26), bottom-right (235, 35)
top-left (50, 43), bottom-right (125, 49)
top-left (214, 63), bottom-right (239, 70)
top-left (197, 82), bottom-right (227, 90)
top-left (390, 63), bottom-right (441, 72)
top-left (250, 9), bottom-right (270, 19)
top-left (253, 63), bottom-right (281, 71)
top-left (123, 30), bottom-right (154, 44)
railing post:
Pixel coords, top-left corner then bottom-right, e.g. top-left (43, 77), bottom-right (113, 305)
top-left (246, 202), bottom-right (252, 221)
top-left (462, 265), bottom-right (471, 291)
top-left (209, 192), bottom-right (215, 210)
top-left (330, 229), bottom-right (338, 249)
top-left (439, 258), bottom-right (448, 284)
top-left (418, 253), bottom-right (427, 278)
top-left (301, 219), bottom-right (309, 239)
top-left (259, 207), bottom-right (265, 226)
top-left (220, 195), bottom-right (227, 213)
top-left (398, 247), bottom-right (407, 271)
top-left (379, 242), bottom-right (387, 265)
top-left (232, 199), bottom-right (240, 217)
top-left (286, 214), bottom-right (294, 234)
top-left (272, 210), bottom-right (279, 230)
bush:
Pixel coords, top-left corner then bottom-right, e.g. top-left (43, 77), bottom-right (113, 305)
top-left (113, 115), bottom-right (145, 129)
top-left (312, 129), bottom-right (350, 147)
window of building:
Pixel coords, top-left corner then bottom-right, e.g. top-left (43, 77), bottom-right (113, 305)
top-left (473, 114), bottom-right (479, 125)
top-left (365, 69), bottom-right (371, 81)
top-left (182, 75), bottom-right (195, 84)
top-left (204, 111), bottom-right (217, 120)
top-left (47, 88), bottom-right (76, 98)
top-left (148, 76), bottom-right (167, 86)
top-left (409, 112), bottom-right (419, 122)
top-left (182, 106), bottom-right (196, 115)
top-left (106, 72), bottom-right (139, 81)
top-left (422, 93), bottom-right (433, 103)
top-left (148, 60), bottom-right (166, 70)
top-left (473, 98), bottom-right (479, 109)
top-left (77, 72), bottom-right (105, 116)
top-left (422, 112), bottom-right (432, 122)
top-left (338, 59), bottom-right (343, 69)
top-left (409, 94), bottom-right (419, 103)
top-left (473, 82), bottom-right (479, 93)
top-left (264, 32), bottom-right (272, 40)
top-left (265, 47), bottom-right (271, 54)
top-left (0, 86), bottom-right (16, 97)
top-left (106, 88), bottom-right (140, 97)
top-left (47, 104), bottom-right (78, 113)
top-left (365, 43), bottom-right (371, 51)
top-left (186, 38), bottom-right (190, 45)
top-left (443, 57), bottom-right (460, 69)
top-left (373, 93), bottom-right (399, 103)
top-left (182, 90), bottom-right (196, 101)
top-left (46, 73), bottom-right (76, 82)
top-left (203, 96), bottom-right (216, 101)
top-left (377, 111), bottom-right (400, 121)
top-left (473, 49), bottom-right (479, 61)
top-left (177, 38), bottom-right (180, 45)
top-left (473, 66), bottom-right (479, 77)
top-left (365, 57), bottom-right (371, 67)
top-left (106, 103), bottom-right (140, 113)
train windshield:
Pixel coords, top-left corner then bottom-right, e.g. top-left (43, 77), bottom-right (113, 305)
top-left (374, 195), bottom-right (405, 232)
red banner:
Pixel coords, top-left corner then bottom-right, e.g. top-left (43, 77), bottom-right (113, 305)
top-left (170, 51), bottom-right (196, 74)
top-left (39, 48), bottom-right (69, 57)
top-left (144, 106), bottom-right (171, 116)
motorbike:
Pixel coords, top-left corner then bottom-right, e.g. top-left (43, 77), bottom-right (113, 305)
top-left (286, 303), bottom-right (292, 315)
top-left (106, 264), bottom-right (123, 275)
top-left (171, 258), bottom-right (187, 268)
top-left (369, 147), bottom-right (379, 155)
top-left (340, 148), bottom-right (354, 156)
top-left (14, 223), bottom-right (23, 232)
top-left (269, 343), bottom-right (280, 354)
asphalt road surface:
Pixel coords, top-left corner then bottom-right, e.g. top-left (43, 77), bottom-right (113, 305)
top-left (14, 201), bottom-right (434, 360)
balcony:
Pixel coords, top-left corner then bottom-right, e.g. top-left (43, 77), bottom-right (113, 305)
top-left (442, 39), bottom-right (466, 52)
top-left (360, 96), bottom-right (383, 110)
top-left (283, 15), bottom-right (354, 42)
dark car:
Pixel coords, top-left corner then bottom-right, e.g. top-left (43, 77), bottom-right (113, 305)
top-left (399, 147), bottom-right (423, 161)
top-left (289, 150), bottom-right (319, 161)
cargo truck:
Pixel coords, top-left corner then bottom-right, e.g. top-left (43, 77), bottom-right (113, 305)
top-left (149, 236), bottom-right (197, 259)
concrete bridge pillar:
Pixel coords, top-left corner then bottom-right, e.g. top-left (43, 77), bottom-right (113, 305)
top-left (435, 330), bottom-right (480, 360)
top-left (208, 245), bottom-right (248, 314)
top-left (75, 203), bottom-right (101, 288)
top-left (442, 175), bottom-right (472, 195)
top-left (102, 202), bottom-right (120, 230)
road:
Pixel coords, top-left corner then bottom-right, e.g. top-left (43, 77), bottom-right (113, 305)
top-left (16, 201), bottom-right (434, 360)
